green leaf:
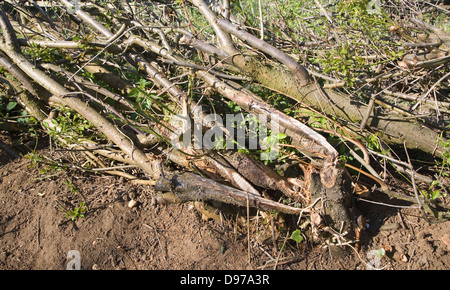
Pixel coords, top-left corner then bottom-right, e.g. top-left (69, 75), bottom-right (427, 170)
top-left (290, 229), bottom-right (303, 243)
top-left (128, 87), bottom-right (141, 98)
top-left (6, 101), bottom-right (17, 111)
top-left (277, 133), bottom-right (287, 140)
top-left (432, 190), bottom-right (441, 200)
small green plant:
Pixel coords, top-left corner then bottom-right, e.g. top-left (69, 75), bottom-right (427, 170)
top-left (365, 133), bottom-right (382, 152)
top-left (64, 179), bottom-right (79, 195)
top-left (23, 42), bottom-right (62, 62)
top-left (321, 43), bottom-right (358, 87)
top-left (24, 151), bottom-right (66, 177)
top-left (437, 134), bottom-right (450, 177)
top-left (421, 133), bottom-right (450, 200)
top-left (259, 132), bottom-right (287, 165)
top-left (65, 202), bottom-right (86, 221)
top-left (42, 107), bottom-right (97, 144)
top-left (290, 229), bottom-right (304, 243)
top-left (0, 93), bottom-right (38, 128)
top-left (421, 180), bottom-right (445, 200)
top-left (227, 101), bottom-right (241, 113)
top-left (310, 116), bottom-right (328, 128)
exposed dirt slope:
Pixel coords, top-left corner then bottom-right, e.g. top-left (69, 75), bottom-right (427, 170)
top-left (0, 138), bottom-right (448, 270)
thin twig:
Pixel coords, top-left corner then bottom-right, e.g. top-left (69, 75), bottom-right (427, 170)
top-left (411, 71), bottom-right (450, 111)
top-left (246, 191), bottom-right (251, 264)
top-left (360, 94), bottom-right (376, 131)
top-left (143, 223), bottom-right (167, 262)
top-left (258, 0), bottom-right (264, 40)
top-left (404, 142), bottom-right (430, 223)
top-left (36, 216), bottom-right (40, 250)
top-left (354, 197), bottom-right (421, 209)
top-left (273, 233), bottom-right (289, 270)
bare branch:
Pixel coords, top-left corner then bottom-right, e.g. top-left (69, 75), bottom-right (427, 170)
top-left (216, 18), bottom-right (312, 87)
top-left (155, 172), bottom-right (304, 215)
top-left (0, 11), bottom-right (161, 179)
top-left (189, 0), bottom-right (239, 55)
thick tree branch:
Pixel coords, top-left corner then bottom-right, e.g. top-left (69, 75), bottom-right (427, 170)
top-left (155, 172), bottom-right (305, 215)
top-left (197, 70), bottom-right (340, 188)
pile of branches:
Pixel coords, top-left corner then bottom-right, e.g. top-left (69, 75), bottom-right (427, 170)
top-left (0, 0), bottom-right (449, 254)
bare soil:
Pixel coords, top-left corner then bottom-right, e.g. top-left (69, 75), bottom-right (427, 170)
top-left (0, 134), bottom-right (448, 270)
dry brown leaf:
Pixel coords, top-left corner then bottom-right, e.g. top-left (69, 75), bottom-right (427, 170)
top-left (311, 211), bottom-right (322, 227)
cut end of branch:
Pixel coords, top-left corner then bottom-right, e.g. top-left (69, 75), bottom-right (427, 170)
top-left (320, 160), bottom-right (339, 189)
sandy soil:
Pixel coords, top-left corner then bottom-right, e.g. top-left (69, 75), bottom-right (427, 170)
top-left (0, 134), bottom-right (448, 270)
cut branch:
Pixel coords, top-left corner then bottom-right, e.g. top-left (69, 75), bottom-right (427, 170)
top-left (0, 11), bottom-right (161, 179)
top-left (154, 172), bottom-right (304, 215)
top-left (216, 18), bottom-right (312, 87)
top-left (197, 70), bottom-right (340, 188)
top-left (189, 0), bottom-right (239, 55)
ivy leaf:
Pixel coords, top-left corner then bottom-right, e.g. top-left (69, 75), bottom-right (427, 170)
top-left (290, 229), bottom-right (303, 243)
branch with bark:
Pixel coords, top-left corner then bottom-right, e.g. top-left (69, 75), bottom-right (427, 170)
top-left (1, 0), bottom-right (449, 255)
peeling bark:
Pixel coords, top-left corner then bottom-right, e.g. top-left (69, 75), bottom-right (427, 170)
top-left (154, 171), bottom-right (304, 215)
top-left (221, 150), bottom-right (302, 198)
